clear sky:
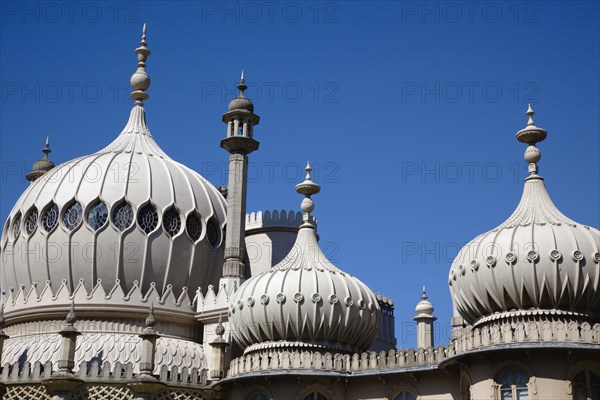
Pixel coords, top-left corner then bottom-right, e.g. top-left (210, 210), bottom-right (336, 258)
top-left (1, 1), bottom-right (599, 347)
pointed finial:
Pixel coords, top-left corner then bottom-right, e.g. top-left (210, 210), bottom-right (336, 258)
top-left (145, 303), bottom-right (156, 328)
top-left (215, 313), bottom-right (225, 337)
top-left (526, 103), bottom-right (535, 126)
top-left (295, 162), bottom-right (321, 224)
top-left (66, 301), bottom-right (76, 326)
top-left (421, 286), bottom-right (428, 300)
top-left (130, 23), bottom-right (151, 106)
top-left (237, 69), bottom-right (248, 97)
top-left (42, 136), bottom-right (51, 160)
top-left (516, 104), bottom-right (547, 178)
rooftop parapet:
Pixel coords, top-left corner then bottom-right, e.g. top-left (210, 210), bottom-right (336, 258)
top-left (246, 210), bottom-right (317, 232)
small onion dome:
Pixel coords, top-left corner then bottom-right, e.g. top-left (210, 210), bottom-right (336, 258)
top-left (449, 106), bottom-right (600, 325)
top-left (415, 287), bottom-right (434, 316)
top-left (229, 163), bottom-right (380, 353)
top-left (26, 137), bottom-right (55, 182)
top-left (227, 70), bottom-right (254, 112)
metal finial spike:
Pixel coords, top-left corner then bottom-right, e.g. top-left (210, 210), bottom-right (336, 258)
top-left (42, 136), bottom-right (51, 159)
top-left (141, 23), bottom-right (147, 44)
top-left (237, 70), bottom-right (248, 97)
top-left (421, 286), bottom-right (428, 300)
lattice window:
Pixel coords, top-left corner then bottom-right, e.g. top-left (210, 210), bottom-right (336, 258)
top-left (248, 393), bottom-right (269, 400)
top-left (156, 389), bottom-right (208, 400)
top-left (42, 203), bottom-right (59, 232)
top-left (5, 385), bottom-right (51, 400)
top-left (63, 202), bottom-right (83, 230)
top-left (25, 208), bottom-right (38, 235)
top-left (186, 213), bottom-right (202, 242)
top-left (11, 213), bottom-right (21, 239)
top-left (138, 204), bottom-right (159, 233)
top-left (206, 219), bottom-right (220, 247)
top-left (81, 385), bottom-right (135, 400)
top-left (572, 369), bottom-right (600, 400)
top-left (88, 201), bottom-right (108, 231)
top-left (163, 208), bottom-right (181, 237)
top-left (112, 202), bottom-right (134, 232)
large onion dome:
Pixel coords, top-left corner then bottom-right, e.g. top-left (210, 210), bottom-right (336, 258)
top-left (0, 25), bottom-right (226, 320)
top-left (229, 163), bottom-right (380, 353)
top-left (449, 106), bottom-right (600, 325)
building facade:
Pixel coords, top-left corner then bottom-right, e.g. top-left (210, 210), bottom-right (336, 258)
top-left (0, 26), bottom-right (599, 400)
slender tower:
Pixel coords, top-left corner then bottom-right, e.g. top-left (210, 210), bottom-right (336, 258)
top-left (413, 287), bottom-right (436, 349)
top-left (220, 71), bottom-right (260, 283)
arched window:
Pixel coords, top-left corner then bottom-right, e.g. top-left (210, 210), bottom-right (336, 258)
top-left (498, 369), bottom-right (528, 400)
top-left (394, 392), bottom-right (416, 400)
top-left (573, 369), bottom-right (600, 400)
top-left (303, 392), bottom-right (327, 400)
top-left (248, 393), bottom-right (269, 400)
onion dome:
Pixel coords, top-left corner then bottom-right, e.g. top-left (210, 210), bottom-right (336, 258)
top-left (229, 163), bottom-right (381, 353)
top-left (0, 25), bottom-right (226, 319)
top-left (26, 136), bottom-right (55, 183)
top-left (227, 70), bottom-right (254, 112)
top-left (415, 287), bottom-right (434, 316)
top-left (449, 106), bottom-right (600, 325)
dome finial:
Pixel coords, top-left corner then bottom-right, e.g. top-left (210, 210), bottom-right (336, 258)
top-left (422, 286), bottom-right (427, 300)
top-left (295, 162), bottom-right (321, 224)
top-left (43, 136), bottom-right (50, 160)
top-left (237, 69), bottom-right (247, 97)
top-left (516, 104), bottom-right (547, 178)
top-left (130, 23), bottom-right (151, 107)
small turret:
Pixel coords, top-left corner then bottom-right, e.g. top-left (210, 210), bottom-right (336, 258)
top-left (413, 287), bottom-right (436, 349)
top-left (26, 136), bottom-right (55, 183)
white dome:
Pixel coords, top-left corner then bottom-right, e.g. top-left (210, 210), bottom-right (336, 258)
top-left (449, 109), bottom-right (600, 324)
top-left (0, 105), bottom-right (227, 316)
top-left (229, 165), bottom-right (380, 353)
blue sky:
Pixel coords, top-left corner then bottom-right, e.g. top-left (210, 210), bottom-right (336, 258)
top-left (1, 1), bottom-right (599, 347)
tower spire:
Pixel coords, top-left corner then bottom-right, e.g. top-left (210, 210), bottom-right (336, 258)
top-left (220, 71), bottom-right (261, 280)
top-left (516, 104), bottom-right (547, 178)
top-left (130, 23), bottom-right (151, 106)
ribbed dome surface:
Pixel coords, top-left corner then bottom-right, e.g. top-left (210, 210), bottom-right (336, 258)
top-left (450, 176), bottom-right (600, 324)
top-left (0, 105), bottom-right (227, 305)
top-left (229, 222), bottom-right (381, 352)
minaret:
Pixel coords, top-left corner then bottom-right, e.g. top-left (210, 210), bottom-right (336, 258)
top-left (220, 71), bottom-right (260, 282)
top-left (26, 136), bottom-right (55, 183)
top-left (413, 287), bottom-right (436, 349)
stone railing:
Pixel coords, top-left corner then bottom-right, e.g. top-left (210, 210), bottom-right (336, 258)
top-left (448, 315), bottom-right (600, 357)
top-left (227, 346), bottom-right (447, 377)
top-left (0, 360), bottom-right (208, 388)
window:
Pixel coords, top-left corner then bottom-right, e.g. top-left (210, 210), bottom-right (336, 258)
top-left (163, 208), bottom-right (181, 237)
top-left (498, 369), bottom-right (528, 400)
top-left (394, 392), bottom-right (416, 400)
top-left (207, 218), bottom-right (220, 247)
top-left (63, 202), bottom-right (83, 230)
top-left (87, 201), bottom-right (108, 231)
top-left (137, 204), bottom-right (159, 233)
top-left (25, 208), bottom-right (38, 235)
top-left (573, 369), bottom-right (600, 400)
top-left (11, 213), bottom-right (21, 239)
top-left (112, 202), bottom-right (134, 232)
top-left (42, 203), bottom-right (59, 232)
top-left (186, 212), bottom-right (202, 242)
top-left (303, 392), bottom-right (327, 400)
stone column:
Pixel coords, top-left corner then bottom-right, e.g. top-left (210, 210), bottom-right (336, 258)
top-left (128, 305), bottom-right (166, 400)
top-left (42, 303), bottom-right (83, 400)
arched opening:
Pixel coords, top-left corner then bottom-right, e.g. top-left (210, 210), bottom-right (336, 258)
top-left (573, 369), bottom-right (600, 400)
top-left (497, 368), bottom-right (528, 400)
